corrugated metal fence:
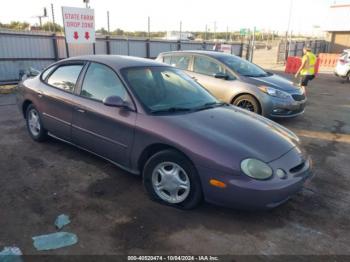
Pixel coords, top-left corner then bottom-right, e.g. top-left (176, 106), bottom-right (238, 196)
top-left (276, 40), bottom-right (328, 63)
top-left (0, 30), bottom-right (244, 84)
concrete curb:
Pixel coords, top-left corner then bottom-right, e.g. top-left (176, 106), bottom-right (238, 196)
top-left (0, 85), bottom-right (17, 94)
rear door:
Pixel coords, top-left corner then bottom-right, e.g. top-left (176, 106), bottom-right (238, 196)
top-left (40, 62), bottom-right (85, 141)
top-left (188, 55), bottom-right (236, 101)
top-left (71, 62), bottom-right (136, 168)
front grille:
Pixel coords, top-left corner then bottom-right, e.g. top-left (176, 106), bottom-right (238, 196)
top-left (290, 162), bottom-right (305, 173)
top-left (292, 94), bottom-right (306, 101)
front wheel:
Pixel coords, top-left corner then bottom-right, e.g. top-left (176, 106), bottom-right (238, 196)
top-left (26, 104), bottom-right (47, 142)
top-left (143, 150), bottom-right (202, 209)
top-left (232, 94), bottom-right (261, 114)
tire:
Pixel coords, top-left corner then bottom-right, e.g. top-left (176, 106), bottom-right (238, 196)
top-left (26, 104), bottom-right (47, 142)
top-left (143, 149), bottom-right (202, 209)
top-left (232, 94), bottom-right (261, 114)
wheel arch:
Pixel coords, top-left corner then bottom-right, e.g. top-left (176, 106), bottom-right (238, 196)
top-left (230, 92), bottom-right (262, 114)
top-left (137, 143), bottom-right (195, 175)
top-left (22, 100), bottom-right (33, 119)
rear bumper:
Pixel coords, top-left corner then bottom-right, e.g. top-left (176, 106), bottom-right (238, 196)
top-left (334, 64), bottom-right (349, 77)
top-left (198, 147), bottom-right (313, 210)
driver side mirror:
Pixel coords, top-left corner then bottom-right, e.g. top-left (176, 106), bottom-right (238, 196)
top-left (103, 96), bottom-right (131, 110)
top-left (214, 72), bottom-right (229, 80)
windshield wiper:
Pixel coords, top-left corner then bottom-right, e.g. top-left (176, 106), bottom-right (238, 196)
top-left (150, 107), bottom-right (193, 114)
top-left (243, 73), bottom-right (268, 77)
top-left (194, 102), bottom-right (228, 111)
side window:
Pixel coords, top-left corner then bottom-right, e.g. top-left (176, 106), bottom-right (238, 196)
top-left (170, 55), bottom-right (190, 70)
top-left (47, 64), bottom-right (83, 92)
top-left (81, 63), bottom-right (127, 101)
top-left (163, 56), bottom-right (171, 65)
top-left (193, 56), bottom-right (224, 76)
top-left (41, 65), bottom-right (56, 81)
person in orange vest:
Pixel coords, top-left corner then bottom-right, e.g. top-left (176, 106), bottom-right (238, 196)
top-left (295, 47), bottom-right (316, 90)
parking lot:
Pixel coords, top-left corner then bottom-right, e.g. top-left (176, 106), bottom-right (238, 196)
top-left (0, 71), bottom-right (349, 256)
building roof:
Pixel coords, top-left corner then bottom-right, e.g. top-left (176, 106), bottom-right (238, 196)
top-left (325, 4), bottom-right (350, 32)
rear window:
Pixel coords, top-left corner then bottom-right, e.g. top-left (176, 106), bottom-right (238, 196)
top-left (41, 66), bottom-right (56, 81)
top-left (47, 64), bottom-right (83, 92)
top-left (163, 55), bottom-right (190, 70)
top-left (163, 56), bottom-right (171, 65)
top-left (170, 55), bottom-right (190, 70)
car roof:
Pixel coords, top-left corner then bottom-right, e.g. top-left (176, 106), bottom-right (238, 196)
top-left (63, 55), bottom-right (165, 70)
top-left (159, 50), bottom-right (237, 59)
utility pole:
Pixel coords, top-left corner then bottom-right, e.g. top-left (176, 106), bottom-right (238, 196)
top-left (179, 21), bottom-right (182, 41)
top-left (205, 24), bottom-right (207, 41)
top-left (285, 0), bottom-right (294, 59)
top-left (249, 26), bottom-right (256, 62)
top-left (83, 0), bottom-right (90, 8)
top-left (226, 26), bottom-right (229, 42)
top-left (107, 11), bottom-right (110, 34)
top-left (148, 16), bottom-right (151, 39)
top-left (36, 7), bottom-right (47, 27)
top-left (213, 21), bottom-right (217, 40)
top-left (51, 4), bottom-right (55, 25)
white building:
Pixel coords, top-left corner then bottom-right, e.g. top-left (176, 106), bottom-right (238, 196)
top-left (164, 31), bottom-right (194, 41)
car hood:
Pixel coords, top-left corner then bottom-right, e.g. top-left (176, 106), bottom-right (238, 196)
top-left (160, 106), bottom-right (299, 165)
top-left (242, 73), bottom-right (299, 93)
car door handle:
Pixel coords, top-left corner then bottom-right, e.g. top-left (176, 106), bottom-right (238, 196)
top-left (37, 90), bottom-right (43, 98)
top-left (191, 76), bottom-right (197, 81)
top-left (76, 108), bottom-right (85, 113)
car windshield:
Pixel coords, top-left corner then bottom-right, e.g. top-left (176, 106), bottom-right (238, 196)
top-left (218, 55), bottom-right (269, 77)
top-left (121, 67), bottom-right (219, 114)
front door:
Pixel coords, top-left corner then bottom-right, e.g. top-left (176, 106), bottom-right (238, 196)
top-left (71, 62), bottom-right (136, 168)
top-left (188, 55), bottom-right (235, 102)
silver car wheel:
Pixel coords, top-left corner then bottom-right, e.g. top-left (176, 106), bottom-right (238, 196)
top-left (28, 109), bottom-right (41, 136)
top-left (152, 162), bottom-right (190, 204)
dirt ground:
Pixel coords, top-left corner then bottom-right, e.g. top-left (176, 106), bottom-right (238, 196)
top-left (0, 71), bottom-right (349, 257)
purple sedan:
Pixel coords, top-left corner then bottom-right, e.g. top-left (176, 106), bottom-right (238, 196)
top-left (17, 55), bottom-right (312, 209)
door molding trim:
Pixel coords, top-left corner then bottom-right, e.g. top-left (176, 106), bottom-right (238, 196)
top-left (48, 132), bottom-right (139, 175)
top-left (42, 112), bottom-right (71, 126)
top-left (72, 124), bottom-right (128, 149)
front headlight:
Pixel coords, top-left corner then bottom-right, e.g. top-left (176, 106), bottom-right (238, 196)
top-left (241, 158), bottom-right (273, 180)
top-left (259, 86), bottom-right (290, 99)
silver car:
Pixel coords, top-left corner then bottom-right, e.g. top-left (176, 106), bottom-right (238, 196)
top-left (156, 51), bottom-right (306, 118)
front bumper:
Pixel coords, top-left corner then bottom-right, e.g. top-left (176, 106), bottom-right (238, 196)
top-left (261, 93), bottom-right (306, 118)
top-left (198, 147), bottom-right (313, 210)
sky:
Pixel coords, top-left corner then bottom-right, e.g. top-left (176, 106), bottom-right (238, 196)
top-left (0, 0), bottom-right (349, 34)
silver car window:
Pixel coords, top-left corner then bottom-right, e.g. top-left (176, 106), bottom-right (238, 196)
top-left (170, 55), bottom-right (191, 70)
top-left (193, 56), bottom-right (224, 76)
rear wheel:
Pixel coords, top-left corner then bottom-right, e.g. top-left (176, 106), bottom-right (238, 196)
top-left (143, 150), bottom-right (202, 209)
top-left (26, 104), bottom-right (47, 142)
top-left (232, 94), bottom-right (261, 114)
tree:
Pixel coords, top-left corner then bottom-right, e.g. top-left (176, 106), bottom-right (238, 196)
top-left (41, 22), bottom-right (63, 32)
top-left (0, 21), bottom-right (29, 30)
top-left (96, 27), bottom-right (108, 35)
top-left (112, 28), bottom-right (124, 36)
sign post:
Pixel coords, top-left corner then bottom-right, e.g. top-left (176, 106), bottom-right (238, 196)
top-left (62, 6), bottom-right (95, 57)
